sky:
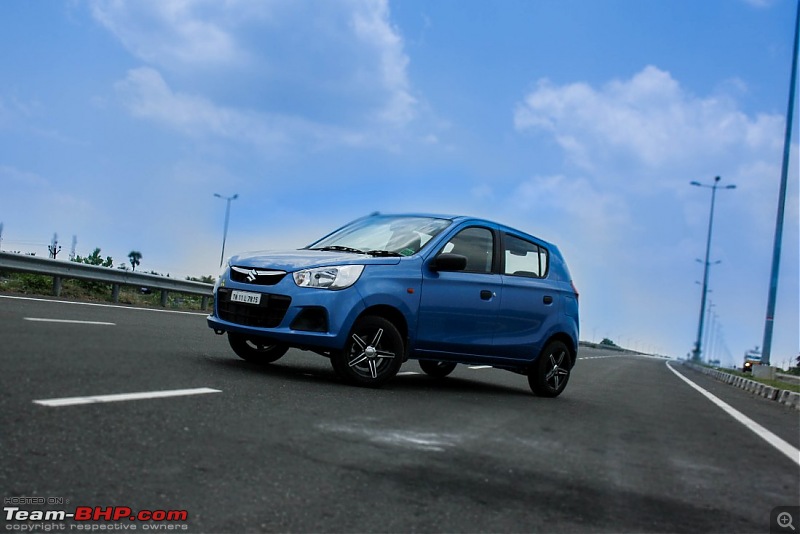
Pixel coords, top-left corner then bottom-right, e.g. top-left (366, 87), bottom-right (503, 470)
top-left (0, 0), bottom-right (797, 367)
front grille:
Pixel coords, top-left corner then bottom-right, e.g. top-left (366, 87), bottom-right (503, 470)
top-left (216, 288), bottom-right (291, 328)
top-left (229, 266), bottom-right (287, 286)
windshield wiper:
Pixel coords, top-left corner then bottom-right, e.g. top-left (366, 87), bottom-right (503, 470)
top-left (310, 246), bottom-right (366, 254)
top-left (366, 250), bottom-right (402, 257)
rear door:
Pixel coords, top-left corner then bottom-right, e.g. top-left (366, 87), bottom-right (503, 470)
top-left (494, 233), bottom-right (557, 360)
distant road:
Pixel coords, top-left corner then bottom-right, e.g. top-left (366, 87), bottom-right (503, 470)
top-left (1, 294), bottom-right (798, 533)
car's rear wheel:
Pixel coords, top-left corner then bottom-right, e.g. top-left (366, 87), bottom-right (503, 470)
top-left (528, 340), bottom-right (571, 397)
top-left (228, 333), bottom-right (288, 364)
top-left (419, 360), bottom-right (457, 378)
top-left (332, 316), bottom-right (403, 387)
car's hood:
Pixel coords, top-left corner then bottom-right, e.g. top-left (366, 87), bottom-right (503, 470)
top-left (228, 249), bottom-right (401, 272)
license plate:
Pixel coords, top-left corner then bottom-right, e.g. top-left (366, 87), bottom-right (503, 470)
top-left (230, 290), bottom-right (262, 305)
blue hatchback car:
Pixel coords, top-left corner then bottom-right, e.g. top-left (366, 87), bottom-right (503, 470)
top-left (207, 213), bottom-right (579, 396)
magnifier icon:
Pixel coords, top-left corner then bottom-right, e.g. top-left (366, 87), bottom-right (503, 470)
top-left (778, 512), bottom-right (796, 531)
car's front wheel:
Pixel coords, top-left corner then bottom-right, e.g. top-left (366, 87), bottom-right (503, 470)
top-left (332, 316), bottom-right (403, 387)
top-left (528, 340), bottom-right (572, 397)
top-left (228, 333), bottom-right (288, 364)
top-left (419, 360), bottom-right (457, 378)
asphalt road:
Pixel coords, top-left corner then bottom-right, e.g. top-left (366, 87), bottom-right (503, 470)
top-left (1, 294), bottom-right (798, 533)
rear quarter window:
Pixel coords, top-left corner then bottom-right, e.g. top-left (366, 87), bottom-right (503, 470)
top-left (504, 234), bottom-right (549, 278)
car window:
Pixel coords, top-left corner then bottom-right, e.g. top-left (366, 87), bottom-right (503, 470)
top-left (441, 227), bottom-right (494, 273)
top-left (504, 234), bottom-right (548, 278)
top-left (311, 216), bottom-right (451, 256)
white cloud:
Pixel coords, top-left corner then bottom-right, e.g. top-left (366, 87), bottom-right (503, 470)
top-left (89, 0), bottom-right (245, 67)
top-left (92, 0), bottom-right (419, 144)
top-left (114, 67), bottom-right (281, 144)
top-left (740, 0), bottom-right (777, 7)
top-left (114, 66), bottom-right (402, 151)
top-left (510, 66), bottom-right (797, 361)
top-left (515, 66), bottom-right (783, 176)
top-left (0, 165), bottom-right (49, 187)
top-left (513, 175), bottom-right (630, 235)
top-left (350, 0), bottom-right (417, 125)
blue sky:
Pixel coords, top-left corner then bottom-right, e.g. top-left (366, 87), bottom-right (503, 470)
top-left (0, 0), bottom-right (797, 366)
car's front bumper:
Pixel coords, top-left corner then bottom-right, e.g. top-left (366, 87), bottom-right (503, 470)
top-left (206, 277), bottom-right (366, 351)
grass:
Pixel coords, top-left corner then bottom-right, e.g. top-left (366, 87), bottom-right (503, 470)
top-left (702, 363), bottom-right (800, 394)
top-left (725, 368), bottom-right (800, 394)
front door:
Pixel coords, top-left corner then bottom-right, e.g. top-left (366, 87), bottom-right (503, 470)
top-left (416, 226), bottom-right (500, 358)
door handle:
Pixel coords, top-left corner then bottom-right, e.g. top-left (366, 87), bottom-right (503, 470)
top-left (543, 295), bottom-right (554, 305)
top-left (480, 290), bottom-right (494, 301)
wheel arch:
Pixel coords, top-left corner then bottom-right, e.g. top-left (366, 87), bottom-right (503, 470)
top-left (357, 304), bottom-right (409, 342)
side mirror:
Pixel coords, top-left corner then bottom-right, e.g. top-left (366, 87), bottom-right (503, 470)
top-left (430, 253), bottom-right (467, 272)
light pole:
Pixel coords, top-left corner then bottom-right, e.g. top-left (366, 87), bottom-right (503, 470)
top-left (703, 300), bottom-right (715, 359)
top-left (761, 0), bottom-right (799, 366)
top-left (214, 193), bottom-right (238, 268)
top-left (691, 176), bottom-right (735, 361)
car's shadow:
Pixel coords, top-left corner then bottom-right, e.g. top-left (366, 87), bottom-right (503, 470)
top-left (195, 350), bottom-right (534, 398)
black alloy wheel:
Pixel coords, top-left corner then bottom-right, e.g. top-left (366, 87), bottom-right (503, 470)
top-left (528, 340), bottom-right (572, 397)
top-left (333, 316), bottom-right (404, 387)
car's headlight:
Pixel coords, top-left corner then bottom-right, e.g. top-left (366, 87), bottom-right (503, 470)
top-left (293, 265), bottom-right (364, 290)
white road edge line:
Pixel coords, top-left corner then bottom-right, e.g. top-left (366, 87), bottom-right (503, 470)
top-left (24, 317), bottom-right (115, 326)
top-left (0, 294), bottom-right (208, 316)
top-left (468, 365), bottom-right (492, 370)
top-left (34, 387), bottom-right (222, 407)
top-left (666, 361), bottom-right (800, 466)
top-left (397, 371), bottom-right (420, 376)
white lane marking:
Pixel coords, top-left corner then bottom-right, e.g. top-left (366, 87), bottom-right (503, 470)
top-left (468, 365), bottom-right (492, 369)
top-left (666, 362), bottom-right (800, 466)
top-left (34, 388), bottom-right (221, 407)
top-left (397, 371), bottom-right (420, 376)
top-left (0, 294), bottom-right (207, 316)
top-left (24, 317), bottom-right (115, 326)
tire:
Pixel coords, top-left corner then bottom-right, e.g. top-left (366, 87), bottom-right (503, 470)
top-left (228, 333), bottom-right (288, 364)
top-left (332, 316), bottom-right (404, 387)
top-left (528, 340), bottom-right (572, 397)
top-left (419, 360), bottom-right (457, 378)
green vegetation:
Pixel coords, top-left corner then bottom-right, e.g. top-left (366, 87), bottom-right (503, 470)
top-left (0, 271), bottom-right (213, 311)
top-left (128, 250), bottom-right (142, 271)
top-left (74, 248), bottom-right (113, 267)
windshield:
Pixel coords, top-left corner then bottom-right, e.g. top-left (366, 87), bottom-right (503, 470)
top-left (309, 215), bottom-right (452, 257)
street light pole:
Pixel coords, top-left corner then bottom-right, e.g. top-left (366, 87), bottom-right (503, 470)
top-left (703, 300), bottom-right (715, 359)
top-left (691, 176), bottom-right (735, 361)
top-left (761, 0), bottom-right (799, 366)
top-left (214, 193), bottom-right (238, 268)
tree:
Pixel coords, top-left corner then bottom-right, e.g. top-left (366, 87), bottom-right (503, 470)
top-left (73, 248), bottom-right (113, 267)
top-left (128, 251), bottom-right (142, 272)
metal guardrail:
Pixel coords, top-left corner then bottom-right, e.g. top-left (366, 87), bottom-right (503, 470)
top-left (0, 251), bottom-right (213, 308)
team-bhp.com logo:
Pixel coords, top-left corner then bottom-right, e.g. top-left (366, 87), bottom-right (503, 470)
top-left (5, 505), bottom-right (188, 530)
